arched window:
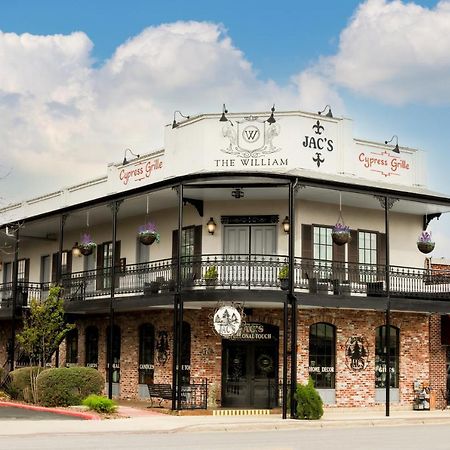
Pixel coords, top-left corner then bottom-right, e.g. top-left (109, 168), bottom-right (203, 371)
top-left (181, 321), bottom-right (191, 385)
top-left (309, 323), bottom-right (336, 388)
top-left (106, 325), bottom-right (121, 383)
top-left (85, 326), bottom-right (99, 369)
top-left (139, 324), bottom-right (155, 384)
top-left (375, 325), bottom-right (399, 388)
top-left (65, 328), bottom-right (78, 366)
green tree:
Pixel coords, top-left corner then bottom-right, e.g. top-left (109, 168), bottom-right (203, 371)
top-left (16, 286), bottom-right (74, 367)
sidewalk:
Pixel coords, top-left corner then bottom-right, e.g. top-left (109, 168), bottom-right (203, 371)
top-left (2, 403), bottom-right (450, 436)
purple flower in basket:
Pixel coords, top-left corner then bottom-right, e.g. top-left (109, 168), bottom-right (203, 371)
top-left (332, 223), bottom-right (350, 234)
top-left (80, 233), bottom-right (95, 246)
top-left (418, 230), bottom-right (433, 243)
top-left (138, 222), bottom-right (160, 243)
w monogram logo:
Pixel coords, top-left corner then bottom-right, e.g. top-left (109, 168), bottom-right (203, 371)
top-left (242, 126), bottom-right (260, 143)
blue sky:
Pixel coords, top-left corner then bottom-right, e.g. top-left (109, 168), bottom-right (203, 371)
top-left (0, 0), bottom-right (449, 256)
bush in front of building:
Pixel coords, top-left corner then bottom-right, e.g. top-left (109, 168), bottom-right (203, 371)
top-left (36, 367), bottom-right (103, 407)
top-left (294, 378), bottom-right (324, 420)
top-left (4, 367), bottom-right (46, 402)
top-left (82, 394), bottom-right (117, 414)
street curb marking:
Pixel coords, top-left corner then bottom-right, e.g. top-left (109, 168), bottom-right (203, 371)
top-left (0, 400), bottom-right (100, 420)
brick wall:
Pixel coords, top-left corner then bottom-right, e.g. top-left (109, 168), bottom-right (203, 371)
top-left (0, 308), bottom-right (445, 408)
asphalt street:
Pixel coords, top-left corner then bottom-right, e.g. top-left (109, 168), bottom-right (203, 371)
top-left (0, 424), bottom-right (450, 450)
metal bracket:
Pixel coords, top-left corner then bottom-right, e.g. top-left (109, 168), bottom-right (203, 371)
top-left (374, 196), bottom-right (399, 210)
top-left (182, 197), bottom-right (204, 217)
top-left (423, 213), bottom-right (441, 230)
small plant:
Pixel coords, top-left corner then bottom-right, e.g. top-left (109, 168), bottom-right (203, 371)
top-left (278, 265), bottom-right (289, 280)
top-left (138, 222), bottom-right (160, 245)
top-left (294, 378), bottom-right (324, 420)
top-left (82, 394), bottom-right (117, 414)
top-left (417, 230), bottom-right (435, 254)
top-left (204, 266), bottom-right (218, 280)
top-left (78, 233), bottom-right (97, 256)
top-left (332, 222), bottom-right (351, 246)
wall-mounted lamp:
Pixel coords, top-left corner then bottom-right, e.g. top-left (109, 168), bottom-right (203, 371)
top-left (282, 216), bottom-right (290, 234)
top-left (122, 148), bottom-right (140, 165)
top-left (72, 242), bottom-right (82, 257)
top-left (219, 104), bottom-right (228, 122)
top-left (172, 110), bottom-right (190, 129)
top-left (206, 217), bottom-right (217, 235)
top-left (384, 135), bottom-right (400, 154)
top-left (267, 104), bottom-right (276, 124)
top-left (231, 188), bottom-right (244, 199)
top-left (318, 105), bottom-right (333, 118)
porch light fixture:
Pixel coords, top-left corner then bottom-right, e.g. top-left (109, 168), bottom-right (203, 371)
top-left (231, 188), bottom-right (244, 199)
top-left (206, 217), bottom-right (217, 235)
top-left (282, 216), bottom-right (290, 234)
top-left (72, 242), bottom-right (82, 257)
top-left (267, 104), bottom-right (276, 124)
top-left (122, 148), bottom-right (140, 165)
top-left (219, 104), bottom-right (228, 122)
top-left (384, 135), bottom-right (400, 154)
top-left (172, 110), bottom-right (190, 129)
top-left (318, 105), bottom-right (333, 118)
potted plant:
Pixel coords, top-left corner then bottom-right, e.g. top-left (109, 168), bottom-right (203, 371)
top-left (204, 266), bottom-right (218, 289)
top-left (137, 222), bottom-right (160, 246)
top-left (417, 230), bottom-right (435, 254)
top-left (279, 265), bottom-right (289, 290)
top-left (331, 223), bottom-right (351, 246)
top-left (78, 233), bottom-right (97, 256)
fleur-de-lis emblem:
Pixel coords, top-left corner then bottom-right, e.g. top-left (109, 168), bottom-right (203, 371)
top-left (312, 120), bottom-right (324, 135)
top-left (313, 152), bottom-right (325, 167)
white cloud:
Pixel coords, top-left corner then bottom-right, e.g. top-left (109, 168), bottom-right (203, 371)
top-left (0, 22), bottom-right (300, 201)
top-left (326, 0), bottom-right (450, 105)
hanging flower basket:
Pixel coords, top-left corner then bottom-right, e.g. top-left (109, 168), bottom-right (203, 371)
top-left (78, 233), bottom-right (96, 256)
top-left (138, 222), bottom-right (160, 246)
top-left (417, 230), bottom-right (435, 254)
top-left (332, 223), bottom-right (351, 246)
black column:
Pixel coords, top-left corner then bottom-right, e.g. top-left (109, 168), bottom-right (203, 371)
top-left (288, 180), bottom-right (298, 418)
top-left (108, 201), bottom-right (120, 399)
top-left (172, 183), bottom-right (184, 410)
top-left (384, 196), bottom-right (391, 417)
top-left (282, 296), bottom-right (289, 419)
top-left (9, 226), bottom-right (20, 372)
top-left (55, 214), bottom-right (67, 368)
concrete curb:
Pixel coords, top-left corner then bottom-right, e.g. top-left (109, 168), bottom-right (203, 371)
top-left (0, 400), bottom-right (100, 420)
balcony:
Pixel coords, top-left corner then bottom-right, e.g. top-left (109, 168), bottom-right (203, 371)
top-left (1, 255), bottom-right (450, 316)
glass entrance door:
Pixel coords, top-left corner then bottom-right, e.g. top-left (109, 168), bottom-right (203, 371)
top-left (222, 329), bottom-right (278, 408)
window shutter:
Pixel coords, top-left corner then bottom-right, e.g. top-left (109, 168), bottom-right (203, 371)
top-left (96, 243), bottom-right (104, 290)
top-left (301, 224), bottom-right (312, 260)
top-left (172, 230), bottom-right (179, 260)
top-left (348, 230), bottom-right (359, 264)
top-left (194, 225), bottom-right (202, 256)
top-left (52, 253), bottom-right (58, 282)
top-left (66, 251), bottom-right (73, 274)
top-left (24, 259), bottom-right (30, 283)
top-left (114, 241), bottom-right (121, 267)
top-left (377, 233), bottom-right (386, 266)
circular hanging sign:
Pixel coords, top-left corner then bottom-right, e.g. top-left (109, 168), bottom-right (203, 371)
top-left (213, 305), bottom-right (242, 338)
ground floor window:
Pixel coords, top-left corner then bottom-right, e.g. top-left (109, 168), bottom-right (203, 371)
top-left (85, 326), bottom-right (99, 369)
top-left (139, 323), bottom-right (155, 384)
top-left (375, 325), bottom-right (399, 388)
top-left (181, 321), bottom-right (191, 385)
top-left (308, 322), bottom-right (336, 388)
top-left (106, 325), bottom-right (121, 383)
top-left (65, 328), bottom-right (78, 366)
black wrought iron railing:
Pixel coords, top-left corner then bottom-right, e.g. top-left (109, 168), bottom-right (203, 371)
top-left (1, 255), bottom-right (449, 306)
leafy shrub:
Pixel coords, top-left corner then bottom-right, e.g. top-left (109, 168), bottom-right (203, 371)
top-left (294, 378), bottom-right (324, 420)
top-left (36, 367), bottom-right (103, 407)
top-left (82, 395), bottom-right (117, 414)
top-left (5, 367), bottom-right (46, 402)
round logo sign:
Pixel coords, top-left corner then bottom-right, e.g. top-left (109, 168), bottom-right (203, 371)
top-left (241, 125), bottom-right (260, 143)
top-left (213, 305), bottom-right (242, 338)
